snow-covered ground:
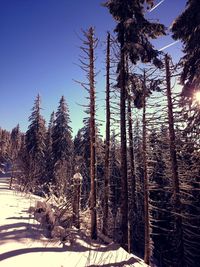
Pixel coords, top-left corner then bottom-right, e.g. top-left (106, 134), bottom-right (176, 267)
top-left (0, 173), bottom-right (148, 267)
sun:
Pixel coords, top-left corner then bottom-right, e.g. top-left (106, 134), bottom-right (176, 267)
top-left (194, 91), bottom-right (200, 104)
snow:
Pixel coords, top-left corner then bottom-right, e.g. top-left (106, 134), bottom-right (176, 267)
top-left (0, 174), bottom-right (148, 267)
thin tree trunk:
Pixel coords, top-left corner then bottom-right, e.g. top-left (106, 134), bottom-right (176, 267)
top-left (120, 30), bottom-right (128, 251)
top-left (127, 93), bottom-right (136, 253)
top-left (165, 54), bottom-right (184, 266)
top-left (103, 32), bottom-right (111, 236)
top-left (89, 27), bottom-right (97, 240)
top-left (143, 71), bottom-right (151, 265)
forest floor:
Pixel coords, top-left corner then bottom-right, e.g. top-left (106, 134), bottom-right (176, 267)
top-left (0, 173), bottom-right (148, 267)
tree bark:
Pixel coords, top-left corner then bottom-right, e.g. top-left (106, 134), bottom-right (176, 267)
top-left (103, 32), bottom-right (111, 236)
top-left (143, 71), bottom-right (151, 265)
top-left (89, 27), bottom-right (97, 240)
top-left (120, 30), bottom-right (128, 251)
top-left (165, 54), bottom-right (184, 266)
top-left (127, 93), bottom-right (136, 253)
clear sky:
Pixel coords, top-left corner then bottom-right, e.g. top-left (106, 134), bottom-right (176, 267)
top-left (0, 0), bottom-right (187, 136)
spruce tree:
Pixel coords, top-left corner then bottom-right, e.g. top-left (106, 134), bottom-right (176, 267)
top-left (25, 94), bottom-right (46, 191)
top-left (148, 129), bottom-right (173, 267)
top-left (45, 111), bottom-right (55, 186)
top-left (74, 124), bottom-right (90, 208)
top-left (104, 0), bottom-right (165, 253)
top-left (52, 96), bottom-right (73, 196)
top-left (10, 124), bottom-right (21, 159)
top-left (109, 131), bottom-right (121, 239)
top-left (176, 96), bottom-right (200, 266)
top-left (0, 128), bottom-right (11, 161)
top-left (171, 0), bottom-right (200, 97)
top-left (9, 124), bottom-right (22, 188)
top-left (74, 119), bottom-right (104, 213)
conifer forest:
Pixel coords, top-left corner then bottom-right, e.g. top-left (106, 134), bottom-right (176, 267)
top-left (0, 1), bottom-right (200, 267)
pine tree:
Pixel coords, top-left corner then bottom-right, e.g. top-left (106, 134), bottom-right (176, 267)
top-left (52, 96), bottom-right (73, 196)
top-left (45, 111), bottom-right (55, 186)
top-left (74, 124), bottom-right (90, 209)
top-left (171, 0), bottom-right (200, 97)
top-left (109, 131), bottom-right (121, 239)
top-left (148, 128), bottom-right (173, 267)
top-left (0, 128), bottom-right (11, 161)
top-left (10, 124), bottom-right (21, 159)
top-left (25, 94), bottom-right (46, 191)
top-left (104, 0), bottom-right (165, 253)
top-left (74, 119), bottom-right (104, 212)
top-left (9, 124), bottom-right (22, 188)
top-left (175, 93), bottom-right (200, 266)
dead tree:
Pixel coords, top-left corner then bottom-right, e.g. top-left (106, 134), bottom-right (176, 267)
top-left (72, 173), bottom-right (82, 229)
top-left (103, 32), bottom-right (111, 236)
top-left (125, 59), bottom-right (137, 253)
top-left (127, 92), bottom-right (136, 253)
top-left (142, 71), bottom-right (151, 265)
top-left (119, 29), bottom-right (129, 251)
top-left (165, 54), bottom-right (184, 266)
top-left (88, 27), bottom-right (97, 240)
top-left (77, 27), bottom-right (98, 239)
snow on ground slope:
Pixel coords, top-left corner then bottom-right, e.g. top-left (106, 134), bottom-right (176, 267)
top-left (0, 174), bottom-right (148, 267)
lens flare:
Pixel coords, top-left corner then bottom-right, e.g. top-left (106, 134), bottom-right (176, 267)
top-left (194, 91), bottom-right (200, 104)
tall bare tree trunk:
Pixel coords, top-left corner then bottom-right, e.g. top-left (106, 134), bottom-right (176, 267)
top-left (165, 54), bottom-right (184, 266)
top-left (127, 93), bottom-right (136, 253)
top-left (103, 32), bottom-right (111, 236)
top-left (89, 27), bottom-right (97, 240)
top-left (120, 30), bottom-right (128, 251)
top-left (143, 71), bottom-right (151, 265)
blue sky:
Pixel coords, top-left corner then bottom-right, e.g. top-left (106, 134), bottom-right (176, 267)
top-left (0, 0), bottom-right (186, 135)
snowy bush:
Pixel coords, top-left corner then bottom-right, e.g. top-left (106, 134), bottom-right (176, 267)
top-left (32, 197), bottom-right (74, 241)
top-left (34, 200), bottom-right (56, 232)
